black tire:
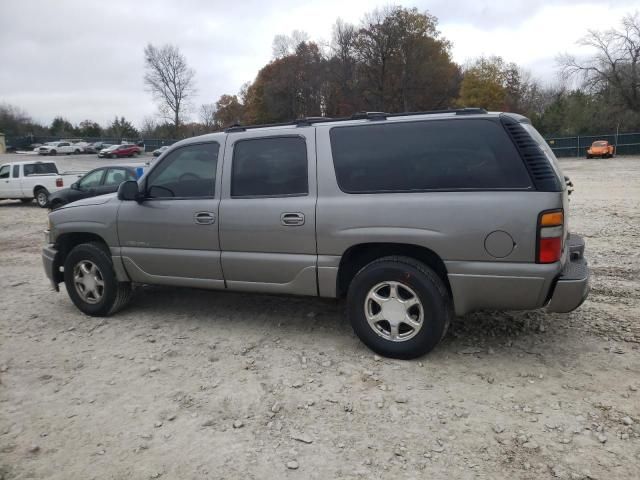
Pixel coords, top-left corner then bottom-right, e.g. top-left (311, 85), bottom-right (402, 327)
top-left (63, 242), bottom-right (132, 317)
top-left (347, 256), bottom-right (452, 359)
top-left (74, 149), bottom-right (81, 154)
top-left (586, 155), bottom-right (592, 159)
top-left (20, 198), bottom-right (33, 204)
top-left (49, 150), bottom-right (57, 156)
top-left (34, 188), bottom-right (49, 208)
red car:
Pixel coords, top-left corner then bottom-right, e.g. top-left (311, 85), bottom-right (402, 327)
top-left (98, 144), bottom-right (141, 158)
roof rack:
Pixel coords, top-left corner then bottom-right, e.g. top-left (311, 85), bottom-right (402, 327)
top-left (223, 107), bottom-right (488, 132)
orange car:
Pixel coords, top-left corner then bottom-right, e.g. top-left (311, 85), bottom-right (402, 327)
top-left (586, 140), bottom-right (615, 158)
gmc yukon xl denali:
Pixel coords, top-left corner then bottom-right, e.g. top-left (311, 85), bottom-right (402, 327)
top-left (42, 109), bottom-right (589, 358)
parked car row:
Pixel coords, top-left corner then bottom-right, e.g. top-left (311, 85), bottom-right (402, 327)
top-left (34, 140), bottom-right (146, 156)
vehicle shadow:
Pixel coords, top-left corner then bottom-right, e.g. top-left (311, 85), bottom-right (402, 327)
top-left (120, 285), bottom-right (559, 355)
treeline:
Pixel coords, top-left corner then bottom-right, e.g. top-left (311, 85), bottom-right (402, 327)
top-left (0, 107), bottom-right (141, 139)
top-left (2, 6), bottom-right (639, 140)
top-left (209, 7), bottom-right (640, 136)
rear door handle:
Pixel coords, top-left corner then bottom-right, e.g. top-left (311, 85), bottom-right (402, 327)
top-left (194, 211), bottom-right (216, 225)
top-left (281, 212), bottom-right (305, 226)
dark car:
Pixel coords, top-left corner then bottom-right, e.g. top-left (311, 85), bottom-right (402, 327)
top-left (152, 145), bottom-right (169, 157)
top-left (48, 165), bottom-right (140, 209)
top-left (98, 144), bottom-right (141, 158)
top-left (84, 142), bottom-right (112, 154)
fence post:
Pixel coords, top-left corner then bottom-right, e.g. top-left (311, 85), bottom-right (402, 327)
top-left (576, 136), bottom-right (580, 158)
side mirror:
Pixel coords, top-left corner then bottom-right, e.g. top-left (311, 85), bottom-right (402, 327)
top-left (71, 182), bottom-right (79, 190)
top-left (117, 180), bottom-right (143, 202)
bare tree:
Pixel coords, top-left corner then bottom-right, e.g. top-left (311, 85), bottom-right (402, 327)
top-left (144, 44), bottom-right (196, 135)
top-left (559, 12), bottom-right (640, 111)
top-left (272, 30), bottom-right (310, 58)
top-left (199, 103), bottom-right (217, 131)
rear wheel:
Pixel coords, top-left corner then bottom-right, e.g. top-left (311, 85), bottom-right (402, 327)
top-left (64, 242), bottom-right (132, 316)
top-left (74, 149), bottom-right (81, 154)
top-left (347, 256), bottom-right (452, 359)
top-left (34, 188), bottom-right (49, 208)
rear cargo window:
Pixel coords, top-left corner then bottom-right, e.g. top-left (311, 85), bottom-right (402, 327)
top-left (330, 119), bottom-right (532, 193)
top-left (23, 163), bottom-right (58, 176)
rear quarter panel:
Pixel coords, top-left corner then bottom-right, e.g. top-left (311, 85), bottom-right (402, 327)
top-left (315, 124), bottom-right (564, 263)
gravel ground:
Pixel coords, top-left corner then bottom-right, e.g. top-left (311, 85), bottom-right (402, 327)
top-left (0, 155), bottom-right (639, 480)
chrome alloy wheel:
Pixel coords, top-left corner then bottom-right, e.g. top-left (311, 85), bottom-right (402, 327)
top-left (73, 260), bottom-right (105, 304)
top-left (364, 281), bottom-right (424, 342)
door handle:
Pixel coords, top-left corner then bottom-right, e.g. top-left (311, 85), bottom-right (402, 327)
top-left (281, 212), bottom-right (305, 226)
top-left (194, 211), bottom-right (216, 225)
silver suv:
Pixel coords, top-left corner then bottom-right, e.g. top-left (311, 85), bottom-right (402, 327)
top-left (43, 109), bottom-right (589, 358)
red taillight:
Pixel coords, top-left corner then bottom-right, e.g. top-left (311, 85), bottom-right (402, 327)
top-left (56, 178), bottom-right (63, 187)
top-left (539, 237), bottom-right (562, 263)
top-left (537, 210), bottom-right (564, 263)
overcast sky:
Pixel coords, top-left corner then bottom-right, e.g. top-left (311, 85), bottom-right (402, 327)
top-left (0, 0), bottom-right (636, 128)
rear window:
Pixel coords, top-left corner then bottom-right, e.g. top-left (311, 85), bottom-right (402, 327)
top-left (330, 119), bottom-right (532, 193)
top-left (23, 163), bottom-right (58, 176)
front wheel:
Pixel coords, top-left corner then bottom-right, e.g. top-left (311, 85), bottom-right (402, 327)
top-left (49, 150), bottom-right (57, 156)
top-left (34, 188), bottom-right (49, 208)
top-left (63, 242), bottom-right (132, 316)
top-left (347, 256), bottom-right (452, 359)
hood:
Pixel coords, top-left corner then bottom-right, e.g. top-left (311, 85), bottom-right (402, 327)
top-left (57, 193), bottom-right (117, 210)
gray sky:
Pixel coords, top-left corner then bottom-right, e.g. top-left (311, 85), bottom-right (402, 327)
top-left (0, 0), bottom-right (636, 128)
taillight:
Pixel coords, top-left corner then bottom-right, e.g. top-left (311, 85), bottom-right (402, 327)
top-left (56, 178), bottom-right (63, 187)
top-left (537, 210), bottom-right (564, 263)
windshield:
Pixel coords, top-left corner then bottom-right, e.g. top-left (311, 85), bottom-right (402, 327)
top-left (594, 141), bottom-right (607, 147)
top-left (106, 145), bottom-right (119, 151)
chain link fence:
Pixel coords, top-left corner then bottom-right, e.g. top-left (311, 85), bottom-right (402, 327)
top-left (5, 135), bottom-right (179, 153)
top-left (545, 132), bottom-right (640, 158)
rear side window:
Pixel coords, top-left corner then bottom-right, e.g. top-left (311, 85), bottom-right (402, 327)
top-left (330, 119), bottom-right (532, 193)
top-left (231, 136), bottom-right (308, 197)
top-left (24, 163), bottom-right (58, 176)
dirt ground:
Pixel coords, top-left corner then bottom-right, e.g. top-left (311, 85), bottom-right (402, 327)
top-left (0, 155), bottom-right (638, 480)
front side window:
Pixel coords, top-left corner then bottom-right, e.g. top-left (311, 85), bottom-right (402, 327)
top-left (146, 142), bottom-right (219, 198)
top-left (231, 136), bottom-right (308, 197)
top-left (79, 169), bottom-right (105, 188)
top-left (104, 168), bottom-right (135, 186)
top-left (0, 165), bottom-right (9, 179)
top-left (330, 119), bottom-right (532, 193)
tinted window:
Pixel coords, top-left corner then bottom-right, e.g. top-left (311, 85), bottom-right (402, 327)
top-left (79, 169), bottom-right (105, 188)
top-left (12, 165), bottom-right (19, 178)
top-left (0, 166), bottom-right (9, 179)
top-left (23, 163), bottom-right (58, 176)
top-left (146, 142), bottom-right (219, 198)
top-left (330, 119), bottom-right (532, 193)
top-left (104, 168), bottom-right (135, 186)
top-left (231, 136), bottom-right (308, 197)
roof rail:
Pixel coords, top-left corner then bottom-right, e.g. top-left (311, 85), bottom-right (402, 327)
top-left (351, 111), bottom-right (387, 120)
top-left (223, 108), bottom-right (488, 133)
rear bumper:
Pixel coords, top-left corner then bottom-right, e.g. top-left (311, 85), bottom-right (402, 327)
top-left (545, 236), bottom-right (589, 313)
top-left (42, 244), bottom-right (60, 291)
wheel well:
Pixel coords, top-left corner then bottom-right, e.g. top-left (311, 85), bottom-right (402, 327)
top-left (33, 185), bottom-right (48, 196)
top-left (52, 233), bottom-right (109, 283)
top-left (336, 243), bottom-right (451, 298)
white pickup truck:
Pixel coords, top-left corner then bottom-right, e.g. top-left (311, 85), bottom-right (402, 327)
top-left (35, 141), bottom-right (84, 156)
top-left (0, 161), bottom-right (85, 207)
